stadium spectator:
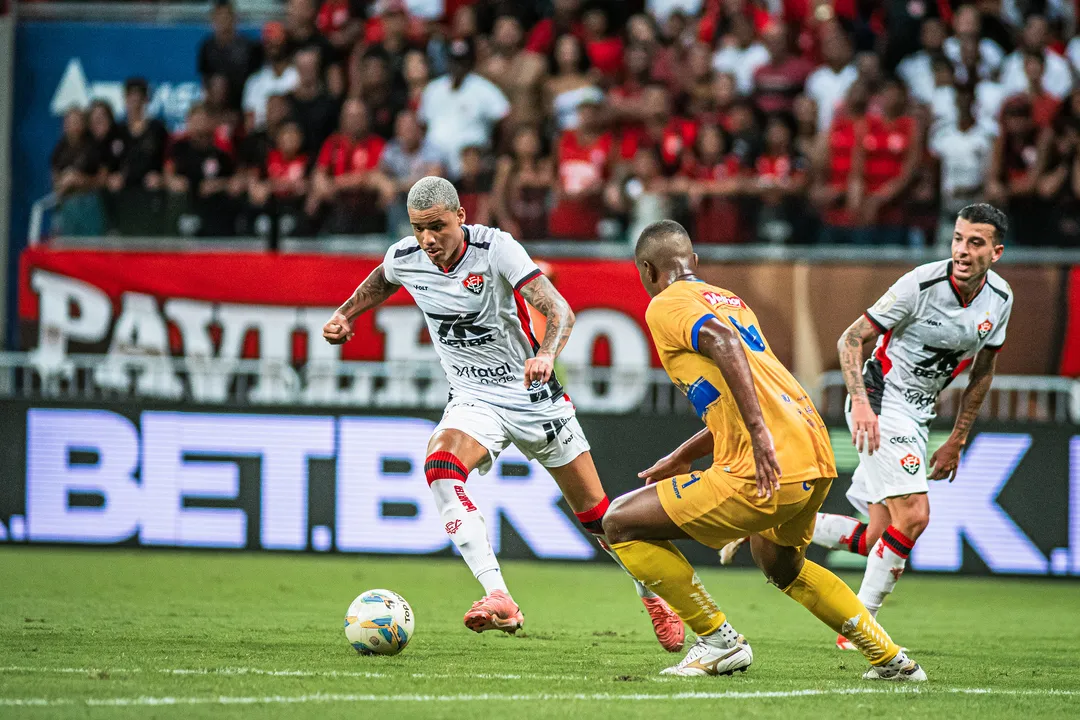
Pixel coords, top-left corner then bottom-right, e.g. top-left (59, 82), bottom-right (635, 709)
top-left (164, 103), bottom-right (243, 237)
top-left (696, 71), bottom-right (737, 130)
top-left (316, 0), bottom-right (364, 56)
top-left (750, 113), bottom-right (809, 243)
top-left (581, 4), bottom-right (623, 79)
top-left (608, 44), bottom-right (656, 123)
top-left (379, 108), bottom-right (446, 237)
top-left (197, 1), bottom-right (261, 112)
top-left (368, 0), bottom-right (422, 80)
top-left (711, 13), bottom-right (769, 96)
top-left (988, 95), bottom-right (1040, 242)
top-left (813, 79), bottom-right (869, 244)
top-left (1016, 50), bottom-right (1062, 128)
top-left (243, 22), bottom-right (299, 130)
top-left (525, 0), bottom-right (583, 55)
top-left (284, 0), bottom-right (344, 95)
top-left (249, 120), bottom-right (311, 237)
top-left (492, 124), bottom-right (554, 240)
top-left (419, 37), bottom-right (510, 179)
top-left (288, 47), bottom-right (341, 156)
top-left (999, 15), bottom-right (1072, 100)
top-left (457, 145), bottom-right (494, 225)
top-left (239, 94), bottom-right (292, 178)
top-left (116, 78), bottom-right (168, 192)
top-left (204, 73), bottom-right (242, 155)
top-left (549, 94), bottom-right (613, 239)
top-left (1036, 110), bottom-right (1080, 244)
top-left (308, 99), bottom-right (389, 234)
top-left (853, 77), bottom-right (921, 243)
top-left (545, 33), bottom-right (599, 132)
top-left (89, 100), bottom-right (125, 192)
top-left (897, 18), bottom-right (947, 105)
top-left (607, 146), bottom-right (674, 243)
top-left (943, 5), bottom-right (1004, 83)
top-left (726, 99), bottom-right (762, 165)
top-left (625, 12), bottom-right (678, 88)
top-left (479, 15), bottom-right (545, 131)
top-left (679, 42), bottom-right (716, 118)
top-left (51, 107), bottom-right (105, 236)
top-left (680, 123), bottom-right (747, 244)
top-left (929, 84), bottom-right (996, 245)
top-left (805, 23), bottom-right (857, 133)
top-left (619, 84), bottom-right (697, 176)
top-left (352, 47), bottom-right (407, 140)
top-left (402, 49), bottom-right (430, 112)
top-left (753, 23), bottom-right (814, 115)
top-left (792, 93), bottom-right (818, 158)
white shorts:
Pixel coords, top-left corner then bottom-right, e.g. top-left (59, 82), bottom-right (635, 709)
top-left (844, 404), bottom-right (929, 514)
top-left (434, 394), bottom-right (592, 474)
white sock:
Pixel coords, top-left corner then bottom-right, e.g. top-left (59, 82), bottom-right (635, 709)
top-left (701, 621), bottom-right (740, 649)
top-left (429, 479), bottom-right (507, 595)
top-left (594, 534), bottom-right (657, 598)
top-left (857, 526), bottom-right (913, 615)
top-left (812, 513), bottom-right (867, 553)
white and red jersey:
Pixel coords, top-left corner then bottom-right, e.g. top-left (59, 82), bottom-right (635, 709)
top-left (382, 224), bottom-right (560, 413)
top-left (861, 259), bottom-right (1013, 423)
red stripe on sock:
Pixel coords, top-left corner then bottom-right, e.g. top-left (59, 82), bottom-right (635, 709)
top-left (884, 525), bottom-right (915, 550)
top-left (424, 451), bottom-right (468, 484)
top-left (881, 526), bottom-right (915, 559)
top-left (857, 532), bottom-right (868, 556)
top-left (574, 496), bottom-right (610, 524)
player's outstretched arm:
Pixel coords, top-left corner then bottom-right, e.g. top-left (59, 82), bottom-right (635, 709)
top-left (638, 427), bottom-right (713, 485)
top-left (929, 348), bottom-right (997, 482)
top-left (323, 265), bottom-right (400, 345)
top-left (697, 318), bottom-right (782, 499)
top-left (838, 315), bottom-right (882, 454)
top-left (518, 275), bottom-right (575, 387)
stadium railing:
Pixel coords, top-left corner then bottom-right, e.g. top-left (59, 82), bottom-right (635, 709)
top-left (1, 351), bottom-right (1076, 422)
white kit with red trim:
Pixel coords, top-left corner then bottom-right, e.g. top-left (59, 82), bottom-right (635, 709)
top-left (859, 259), bottom-right (1013, 423)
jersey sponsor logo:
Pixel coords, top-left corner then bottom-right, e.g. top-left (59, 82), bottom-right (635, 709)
top-left (900, 453), bottom-right (922, 475)
top-left (462, 273), bottom-right (485, 295)
top-left (703, 291), bottom-right (745, 309)
top-left (541, 417), bottom-right (572, 444)
top-left (426, 312), bottom-right (496, 348)
top-left (455, 486), bottom-right (477, 512)
top-left (923, 318), bottom-right (942, 327)
top-left (913, 345), bottom-right (965, 379)
top-left (453, 362), bottom-right (517, 385)
top-left (413, 285), bottom-right (429, 291)
top-left (977, 319), bottom-right (993, 340)
top-left (890, 436), bottom-right (918, 444)
top-left (903, 389), bottom-right (937, 410)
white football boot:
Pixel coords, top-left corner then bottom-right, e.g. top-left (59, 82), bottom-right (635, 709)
top-left (862, 651), bottom-right (927, 682)
top-left (660, 635), bottom-right (753, 676)
top-left (718, 537), bottom-right (747, 565)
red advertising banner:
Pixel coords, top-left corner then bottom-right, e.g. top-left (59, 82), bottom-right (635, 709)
top-left (1061, 267), bottom-right (1080, 377)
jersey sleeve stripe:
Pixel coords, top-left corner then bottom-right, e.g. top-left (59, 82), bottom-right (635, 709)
top-left (513, 268), bottom-right (543, 291)
top-left (986, 282), bottom-right (1010, 301)
top-left (863, 311), bottom-right (887, 333)
top-left (986, 343), bottom-right (1005, 352)
top-left (690, 314), bottom-right (713, 352)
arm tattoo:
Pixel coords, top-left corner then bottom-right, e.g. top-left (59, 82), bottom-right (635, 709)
top-left (519, 275), bottom-right (575, 359)
top-left (338, 265), bottom-right (399, 320)
top-left (838, 315), bottom-right (881, 405)
top-left (951, 349), bottom-right (996, 442)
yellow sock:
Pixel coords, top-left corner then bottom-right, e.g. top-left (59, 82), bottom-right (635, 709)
top-left (610, 539), bottom-right (725, 636)
top-left (782, 560), bottom-right (900, 665)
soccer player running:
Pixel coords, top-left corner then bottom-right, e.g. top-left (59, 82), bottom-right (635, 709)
top-left (602, 219), bottom-right (925, 680)
top-left (323, 176), bottom-right (685, 650)
top-left (809, 203), bottom-right (1013, 649)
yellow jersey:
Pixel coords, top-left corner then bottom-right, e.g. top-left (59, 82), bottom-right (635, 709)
top-left (645, 280), bottom-right (836, 484)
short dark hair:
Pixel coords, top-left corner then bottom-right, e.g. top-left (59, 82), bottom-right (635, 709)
top-left (635, 219), bottom-right (690, 259)
top-left (958, 203), bottom-right (1008, 244)
top-left (124, 77), bottom-right (149, 98)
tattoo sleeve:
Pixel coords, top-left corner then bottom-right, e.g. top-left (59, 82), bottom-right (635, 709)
top-left (951, 349), bottom-right (997, 443)
top-left (337, 265), bottom-right (400, 320)
top-left (519, 275), bottom-right (575, 359)
top-left (838, 315), bottom-right (882, 406)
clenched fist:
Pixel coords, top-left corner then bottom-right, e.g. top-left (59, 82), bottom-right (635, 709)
top-left (323, 312), bottom-right (354, 344)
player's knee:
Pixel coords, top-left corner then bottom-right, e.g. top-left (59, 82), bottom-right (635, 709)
top-left (601, 497), bottom-right (633, 544)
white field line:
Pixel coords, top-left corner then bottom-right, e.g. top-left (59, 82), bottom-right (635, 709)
top-left (0, 666), bottom-right (597, 682)
top-left (0, 688), bottom-right (1079, 707)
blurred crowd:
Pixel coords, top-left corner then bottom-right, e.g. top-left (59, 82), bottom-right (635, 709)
top-left (49, 0), bottom-right (1080, 246)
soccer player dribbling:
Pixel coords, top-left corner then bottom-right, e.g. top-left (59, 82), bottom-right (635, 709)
top-left (602, 219), bottom-right (925, 680)
top-left (808, 203), bottom-right (1012, 648)
top-left (323, 177), bottom-right (685, 651)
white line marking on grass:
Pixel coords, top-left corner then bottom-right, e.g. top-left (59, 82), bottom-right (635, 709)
top-left (0, 666), bottom-right (592, 682)
top-left (1, 688), bottom-right (1079, 707)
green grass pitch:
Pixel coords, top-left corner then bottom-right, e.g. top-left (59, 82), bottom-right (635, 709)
top-left (1, 548), bottom-right (1078, 719)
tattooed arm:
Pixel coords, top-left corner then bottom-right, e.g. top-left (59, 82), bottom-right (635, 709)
top-left (322, 265), bottom-right (400, 344)
top-left (517, 274), bottom-right (575, 386)
top-left (838, 315), bottom-right (883, 454)
top-left (929, 348), bottom-right (996, 481)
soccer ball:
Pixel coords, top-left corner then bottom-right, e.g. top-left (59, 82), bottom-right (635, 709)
top-left (344, 589), bottom-right (415, 656)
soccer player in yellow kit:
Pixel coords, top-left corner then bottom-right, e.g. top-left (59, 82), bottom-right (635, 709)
top-left (602, 220), bottom-right (926, 680)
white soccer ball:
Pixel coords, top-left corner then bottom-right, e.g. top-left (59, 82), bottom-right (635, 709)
top-left (344, 589), bottom-right (415, 656)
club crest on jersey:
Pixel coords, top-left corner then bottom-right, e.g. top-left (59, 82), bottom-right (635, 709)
top-left (462, 273), bottom-right (485, 295)
top-left (899, 454), bottom-right (921, 475)
top-left (977, 319), bottom-right (993, 340)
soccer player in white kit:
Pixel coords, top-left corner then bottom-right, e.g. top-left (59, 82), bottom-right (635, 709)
top-left (323, 177), bottom-right (685, 649)
top-left (813, 203), bottom-right (1013, 648)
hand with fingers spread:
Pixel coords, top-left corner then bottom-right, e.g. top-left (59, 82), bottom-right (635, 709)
top-left (749, 426), bottom-right (782, 499)
top-left (638, 453), bottom-right (691, 486)
top-left (929, 438), bottom-right (963, 482)
top-left (523, 353), bottom-right (554, 387)
top-left (323, 311), bottom-right (354, 345)
top-left (850, 399), bottom-right (880, 455)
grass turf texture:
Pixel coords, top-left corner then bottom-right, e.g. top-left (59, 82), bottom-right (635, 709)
top-left (1, 548), bottom-right (1078, 719)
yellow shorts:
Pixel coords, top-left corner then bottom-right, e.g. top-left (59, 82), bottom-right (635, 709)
top-left (656, 467), bottom-right (833, 551)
